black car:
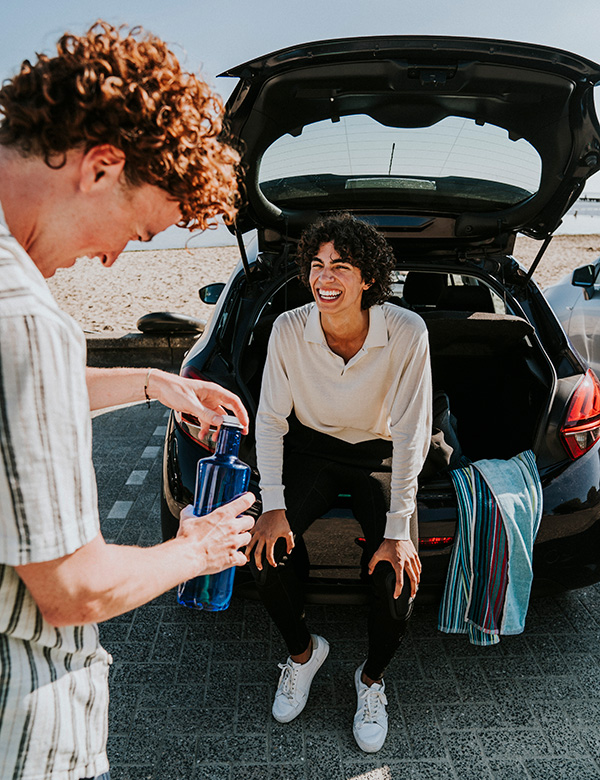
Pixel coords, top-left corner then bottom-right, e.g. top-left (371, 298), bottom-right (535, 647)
top-left (161, 35), bottom-right (600, 603)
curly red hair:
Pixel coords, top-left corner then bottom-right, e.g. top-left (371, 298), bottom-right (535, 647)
top-left (0, 21), bottom-right (240, 230)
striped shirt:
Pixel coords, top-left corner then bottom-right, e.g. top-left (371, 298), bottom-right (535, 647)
top-left (0, 205), bottom-right (110, 779)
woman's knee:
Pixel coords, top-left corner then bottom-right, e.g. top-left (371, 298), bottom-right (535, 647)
top-left (248, 536), bottom-right (311, 588)
top-left (370, 561), bottom-right (414, 623)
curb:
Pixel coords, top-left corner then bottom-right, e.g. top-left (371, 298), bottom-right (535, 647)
top-left (86, 331), bottom-right (198, 370)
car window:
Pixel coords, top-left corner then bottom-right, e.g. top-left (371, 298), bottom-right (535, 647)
top-left (259, 114), bottom-right (542, 213)
top-left (391, 270), bottom-right (508, 314)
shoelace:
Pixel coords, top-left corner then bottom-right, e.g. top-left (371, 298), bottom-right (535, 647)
top-left (357, 685), bottom-right (388, 725)
top-left (277, 661), bottom-right (299, 700)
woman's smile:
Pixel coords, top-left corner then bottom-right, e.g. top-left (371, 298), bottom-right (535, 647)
top-left (309, 242), bottom-right (370, 317)
top-left (317, 288), bottom-right (342, 301)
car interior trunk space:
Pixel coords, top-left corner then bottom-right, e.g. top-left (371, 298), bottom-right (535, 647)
top-left (426, 317), bottom-right (546, 463)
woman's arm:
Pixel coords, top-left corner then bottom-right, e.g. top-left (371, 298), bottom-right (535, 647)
top-left (85, 366), bottom-right (249, 436)
top-left (254, 320), bottom-right (294, 513)
top-left (386, 325), bottom-right (433, 540)
top-left (368, 320), bottom-right (432, 599)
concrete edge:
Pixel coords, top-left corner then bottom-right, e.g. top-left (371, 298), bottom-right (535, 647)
top-left (86, 331), bottom-right (198, 370)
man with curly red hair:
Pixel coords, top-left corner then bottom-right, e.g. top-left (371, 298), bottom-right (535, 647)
top-left (0, 22), bottom-right (254, 780)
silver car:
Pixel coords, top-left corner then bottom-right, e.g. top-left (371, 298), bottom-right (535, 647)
top-left (545, 259), bottom-right (600, 376)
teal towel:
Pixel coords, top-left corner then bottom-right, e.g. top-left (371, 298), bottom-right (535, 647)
top-left (439, 450), bottom-right (543, 644)
top-left (473, 450), bottom-right (542, 635)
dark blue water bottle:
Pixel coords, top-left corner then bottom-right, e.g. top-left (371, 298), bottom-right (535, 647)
top-left (177, 415), bottom-right (251, 611)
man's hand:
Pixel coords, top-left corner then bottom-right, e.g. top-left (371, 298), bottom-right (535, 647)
top-left (245, 509), bottom-right (294, 570)
top-left (177, 493), bottom-right (256, 575)
top-left (15, 493), bottom-right (256, 627)
top-left (85, 367), bottom-right (249, 435)
top-left (368, 538), bottom-right (421, 599)
top-left (149, 370), bottom-right (249, 438)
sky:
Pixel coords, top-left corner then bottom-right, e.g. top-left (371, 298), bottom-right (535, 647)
top-left (2, 0), bottom-right (600, 247)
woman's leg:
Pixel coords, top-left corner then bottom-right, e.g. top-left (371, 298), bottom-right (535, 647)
top-left (350, 467), bottom-right (418, 682)
top-left (249, 453), bottom-right (341, 656)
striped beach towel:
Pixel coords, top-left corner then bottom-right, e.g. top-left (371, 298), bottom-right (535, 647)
top-left (438, 450), bottom-right (542, 646)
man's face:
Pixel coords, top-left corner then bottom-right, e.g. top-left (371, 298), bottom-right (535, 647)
top-left (71, 181), bottom-right (182, 270)
top-left (32, 162), bottom-right (181, 278)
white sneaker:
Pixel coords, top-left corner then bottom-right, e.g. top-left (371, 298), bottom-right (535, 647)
top-left (353, 661), bottom-right (388, 753)
top-left (271, 634), bottom-right (329, 723)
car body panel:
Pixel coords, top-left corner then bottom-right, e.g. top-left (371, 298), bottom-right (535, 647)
top-left (545, 259), bottom-right (600, 377)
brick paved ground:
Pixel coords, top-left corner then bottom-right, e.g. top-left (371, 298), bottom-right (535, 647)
top-left (94, 402), bottom-right (600, 780)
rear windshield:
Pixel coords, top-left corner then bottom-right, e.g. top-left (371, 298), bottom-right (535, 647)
top-left (259, 114), bottom-right (542, 212)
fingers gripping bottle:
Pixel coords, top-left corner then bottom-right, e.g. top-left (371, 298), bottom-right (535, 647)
top-left (177, 415), bottom-right (251, 611)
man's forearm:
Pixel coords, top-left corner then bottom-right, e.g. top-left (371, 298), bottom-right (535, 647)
top-left (16, 534), bottom-right (201, 626)
top-left (86, 366), bottom-right (150, 411)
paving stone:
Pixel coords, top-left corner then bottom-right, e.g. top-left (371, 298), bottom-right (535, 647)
top-left (169, 706), bottom-right (235, 734)
top-left (477, 728), bottom-right (553, 758)
top-left (193, 765), bottom-right (230, 780)
top-left (528, 702), bottom-right (589, 757)
top-left (194, 734), bottom-right (268, 763)
top-left (269, 722), bottom-right (305, 762)
top-left (488, 759), bottom-right (530, 779)
top-left (305, 733), bottom-right (343, 779)
top-left (112, 767), bottom-right (156, 780)
top-left (444, 730), bottom-right (493, 779)
top-left (523, 757), bottom-right (600, 780)
top-left (269, 764), bottom-right (308, 780)
top-left (153, 734), bottom-right (197, 779)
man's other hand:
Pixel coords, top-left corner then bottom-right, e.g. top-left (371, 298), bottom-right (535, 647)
top-left (177, 492), bottom-right (256, 575)
top-left (149, 371), bottom-right (249, 438)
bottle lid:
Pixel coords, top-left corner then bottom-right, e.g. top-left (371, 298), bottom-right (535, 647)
top-left (221, 414), bottom-right (243, 430)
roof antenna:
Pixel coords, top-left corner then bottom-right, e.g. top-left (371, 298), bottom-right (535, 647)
top-left (388, 143), bottom-right (396, 176)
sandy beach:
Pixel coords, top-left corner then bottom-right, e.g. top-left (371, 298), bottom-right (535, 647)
top-left (46, 234), bottom-right (600, 335)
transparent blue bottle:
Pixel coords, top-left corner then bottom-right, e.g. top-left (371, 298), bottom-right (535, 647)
top-left (177, 415), bottom-right (251, 611)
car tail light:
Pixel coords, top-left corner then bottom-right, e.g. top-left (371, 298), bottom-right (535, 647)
top-left (419, 536), bottom-right (454, 549)
top-left (173, 365), bottom-right (216, 453)
top-left (356, 535), bottom-right (454, 550)
top-left (560, 369), bottom-right (600, 459)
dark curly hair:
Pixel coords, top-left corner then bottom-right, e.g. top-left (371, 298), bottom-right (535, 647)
top-left (0, 21), bottom-right (240, 231)
top-left (296, 213), bottom-right (395, 309)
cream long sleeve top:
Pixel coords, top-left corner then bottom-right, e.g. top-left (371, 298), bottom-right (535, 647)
top-left (255, 302), bottom-right (432, 540)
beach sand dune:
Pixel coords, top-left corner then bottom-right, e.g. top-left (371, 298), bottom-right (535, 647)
top-left (46, 235), bottom-right (600, 335)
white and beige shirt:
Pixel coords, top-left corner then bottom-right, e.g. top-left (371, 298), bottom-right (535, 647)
top-left (0, 205), bottom-right (110, 780)
top-left (256, 302), bottom-right (432, 540)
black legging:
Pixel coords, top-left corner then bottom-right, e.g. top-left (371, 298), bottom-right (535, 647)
top-left (251, 418), bottom-right (418, 681)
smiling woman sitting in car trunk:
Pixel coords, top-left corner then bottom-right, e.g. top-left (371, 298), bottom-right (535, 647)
top-left (245, 212), bottom-right (432, 753)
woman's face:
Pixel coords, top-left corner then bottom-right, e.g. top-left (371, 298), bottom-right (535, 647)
top-left (309, 241), bottom-right (371, 318)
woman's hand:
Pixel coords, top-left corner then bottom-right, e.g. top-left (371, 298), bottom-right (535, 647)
top-left (368, 538), bottom-right (421, 599)
top-left (245, 509), bottom-right (295, 570)
top-left (148, 370), bottom-right (249, 437)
